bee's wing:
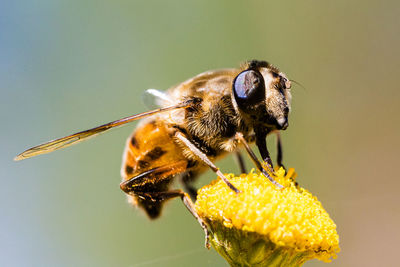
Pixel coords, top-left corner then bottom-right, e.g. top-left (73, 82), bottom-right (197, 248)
top-left (14, 103), bottom-right (189, 161)
top-left (142, 89), bottom-right (173, 109)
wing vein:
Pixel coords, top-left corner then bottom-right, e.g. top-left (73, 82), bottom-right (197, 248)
top-left (14, 103), bottom-right (188, 161)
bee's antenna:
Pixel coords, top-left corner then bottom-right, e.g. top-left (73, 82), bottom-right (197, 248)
top-left (290, 79), bottom-right (307, 92)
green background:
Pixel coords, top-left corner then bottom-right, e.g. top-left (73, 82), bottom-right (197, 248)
top-left (1, 1), bottom-right (399, 266)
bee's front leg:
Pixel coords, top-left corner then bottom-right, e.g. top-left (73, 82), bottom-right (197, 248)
top-left (236, 132), bottom-right (283, 189)
top-left (254, 129), bottom-right (275, 173)
top-left (275, 131), bottom-right (286, 171)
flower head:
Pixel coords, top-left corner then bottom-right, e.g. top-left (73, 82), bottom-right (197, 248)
top-left (195, 168), bottom-right (339, 266)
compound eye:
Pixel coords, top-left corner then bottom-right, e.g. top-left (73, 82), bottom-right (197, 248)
top-left (233, 70), bottom-right (265, 105)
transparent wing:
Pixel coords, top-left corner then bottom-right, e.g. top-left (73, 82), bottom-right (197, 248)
top-left (142, 89), bottom-right (173, 109)
top-left (14, 103), bottom-right (189, 161)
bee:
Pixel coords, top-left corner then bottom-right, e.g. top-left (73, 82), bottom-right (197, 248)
top-left (15, 60), bottom-right (292, 246)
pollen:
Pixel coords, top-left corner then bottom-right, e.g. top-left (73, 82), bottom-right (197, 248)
top-left (195, 168), bottom-right (339, 265)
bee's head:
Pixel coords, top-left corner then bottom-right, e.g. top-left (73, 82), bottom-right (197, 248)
top-left (232, 60), bottom-right (291, 130)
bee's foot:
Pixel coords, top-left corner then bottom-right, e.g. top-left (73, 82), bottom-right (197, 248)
top-left (204, 229), bottom-right (211, 249)
top-left (276, 164), bottom-right (287, 174)
top-left (260, 167), bottom-right (284, 189)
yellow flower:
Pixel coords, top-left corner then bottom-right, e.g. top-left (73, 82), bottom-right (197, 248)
top-left (195, 168), bottom-right (340, 267)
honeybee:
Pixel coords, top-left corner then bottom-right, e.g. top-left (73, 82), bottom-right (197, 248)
top-left (15, 60), bottom-right (292, 246)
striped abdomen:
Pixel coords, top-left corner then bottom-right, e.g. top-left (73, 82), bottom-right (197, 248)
top-left (120, 119), bottom-right (188, 208)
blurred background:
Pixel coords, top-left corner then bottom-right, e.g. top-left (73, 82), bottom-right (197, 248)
top-left (1, 0), bottom-right (399, 266)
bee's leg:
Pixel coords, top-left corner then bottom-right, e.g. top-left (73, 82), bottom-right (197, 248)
top-left (120, 161), bottom-right (187, 219)
top-left (235, 151), bottom-right (247, 174)
top-left (134, 188), bottom-right (210, 249)
top-left (236, 133), bottom-right (284, 189)
top-left (175, 132), bottom-right (240, 194)
top-left (149, 190), bottom-right (210, 248)
top-left (181, 171), bottom-right (199, 200)
top-left (254, 129), bottom-right (275, 172)
top-left (276, 131), bottom-right (286, 171)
